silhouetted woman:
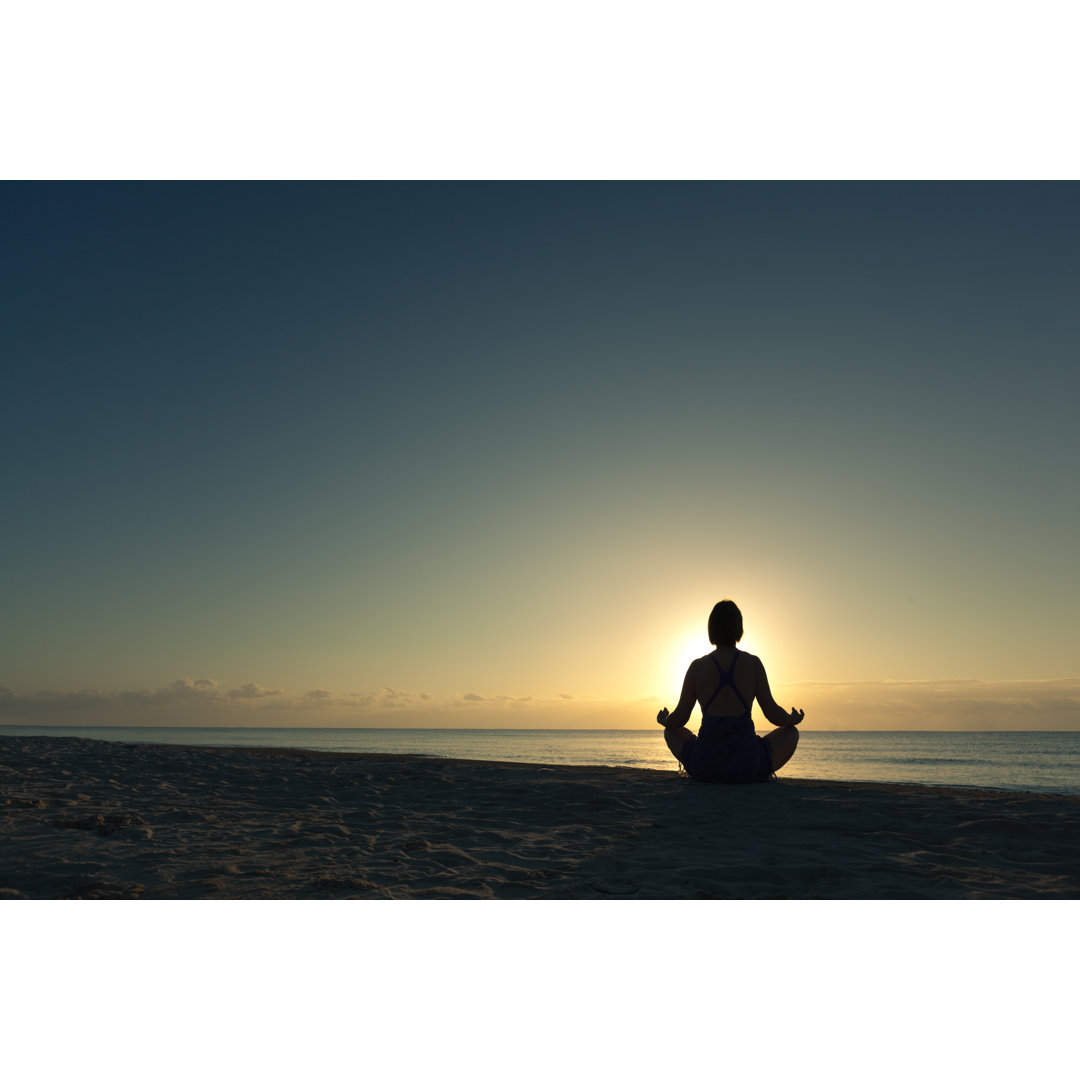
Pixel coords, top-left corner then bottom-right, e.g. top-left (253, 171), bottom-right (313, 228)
top-left (657, 600), bottom-right (803, 782)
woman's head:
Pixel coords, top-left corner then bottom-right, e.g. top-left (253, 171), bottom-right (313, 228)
top-left (708, 600), bottom-right (743, 646)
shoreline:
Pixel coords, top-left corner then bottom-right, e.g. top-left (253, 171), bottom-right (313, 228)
top-left (4, 727), bottom-right (1077, 800)
top-left (3, 735), bottom-right (1079, 899)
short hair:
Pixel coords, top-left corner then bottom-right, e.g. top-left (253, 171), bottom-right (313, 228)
top-left (708, 600), bottom-right (743, 646)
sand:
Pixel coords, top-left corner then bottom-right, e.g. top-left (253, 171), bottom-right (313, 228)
top-left (2, 734), bottom-right (1079, 899)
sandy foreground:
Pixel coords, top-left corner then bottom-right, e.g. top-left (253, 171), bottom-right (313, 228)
top-left (2, 735), bottom-right (1079, 899)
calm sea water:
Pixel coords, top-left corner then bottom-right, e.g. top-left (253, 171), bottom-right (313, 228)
top-left (2, 726), bottom-right (1079, 796)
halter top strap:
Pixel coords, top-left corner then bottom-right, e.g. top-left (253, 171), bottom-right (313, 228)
top-left (701, 650), bottom-right (752, 720)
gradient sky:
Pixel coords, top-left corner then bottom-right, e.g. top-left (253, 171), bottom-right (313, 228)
top-left (3, 182), bottom-right (1078, 728)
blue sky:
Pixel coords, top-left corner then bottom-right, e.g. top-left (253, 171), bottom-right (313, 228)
top-left (3, 182), bottom-right (1078, 727)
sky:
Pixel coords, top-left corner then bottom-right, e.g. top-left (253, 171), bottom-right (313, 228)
top-left (2, 181), bottom-right (1079, 728)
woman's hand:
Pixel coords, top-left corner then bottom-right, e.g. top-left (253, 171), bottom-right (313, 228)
top-left (789, 708), bottom-right (805, 726)
top-left (656, 707), bottom-right (670, 726)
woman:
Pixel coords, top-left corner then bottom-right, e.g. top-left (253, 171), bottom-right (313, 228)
top-left (657, 600), bottom-right (803, 782)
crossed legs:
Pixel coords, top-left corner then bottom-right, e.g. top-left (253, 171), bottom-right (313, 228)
top-left (664, 724), bottom-right (799, 774)
top-left (663, 726), bottom-right (694, 763)
top-left (764, 726), bottom-right (799, 770)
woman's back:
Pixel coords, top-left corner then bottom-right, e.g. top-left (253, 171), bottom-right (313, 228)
top-left (693, 646), bottom-right (759, 720)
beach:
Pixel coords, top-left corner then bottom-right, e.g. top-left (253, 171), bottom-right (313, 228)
top-left (2, 735), bottom-right (1079, 899)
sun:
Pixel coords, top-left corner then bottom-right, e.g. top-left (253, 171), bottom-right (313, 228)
top-left (664, 627), bottom-right (711, 698)
top-left (660, 621), bottom-right (773, 702)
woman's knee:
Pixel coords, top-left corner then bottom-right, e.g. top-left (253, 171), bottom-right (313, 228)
top-left (768, 725), bottom-right (799, 769)
top-left (664, 726), bottom-right (692, 761)
top-left (664, 727), bottom-right (687, 750)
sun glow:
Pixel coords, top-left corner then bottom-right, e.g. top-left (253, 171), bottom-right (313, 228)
top-left (664, 627), bottom-right (711, 700)
top-left (660, 621), bottom-right (775, 707)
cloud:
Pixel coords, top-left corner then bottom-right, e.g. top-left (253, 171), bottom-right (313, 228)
top-left (1, 679), bottom-right (538, 720)
top-left (119, 678), bottom-right (228, 706)
top-left (344, 688), bottom-right (430, 709)
top-left (0, 677), bottom-right (273, 718)
top-left (450, 692), bottom-right (488, 708)
top-left (375, 687), bottom-right (430, 709)
top-left (226, 683), bottom-right (284, 700)
top-left (783, 678), bottom-right (1080, 730)
top-left (453, 691), bottom-right (531, 708)
top-left (0, 687), bottom-right (112, 715)
top-left (7, 677), bottom-right (1074, 729)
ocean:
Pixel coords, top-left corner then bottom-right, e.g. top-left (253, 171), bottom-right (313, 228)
top-left (2, 726), bottom-right (1079, 797)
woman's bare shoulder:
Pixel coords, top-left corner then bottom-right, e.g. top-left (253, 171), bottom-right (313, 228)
top-left (687, 653), bottom-right (714, 678)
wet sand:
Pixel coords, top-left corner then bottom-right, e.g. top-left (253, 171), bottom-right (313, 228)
top-left (2, 735), bottom-right (1078, 899)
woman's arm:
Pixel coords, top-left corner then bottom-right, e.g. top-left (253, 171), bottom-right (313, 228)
top-left (656, 662), bottom-right (697, 728)
top-left (753, 657), bottom-right (804, 728)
